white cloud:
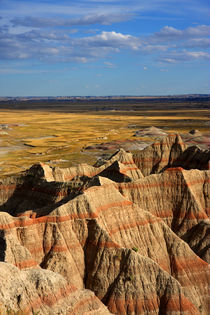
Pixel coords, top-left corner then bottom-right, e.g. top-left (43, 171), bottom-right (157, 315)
top-left (0, 27), bottom-right (141, 62)
top-left (161, 58), bottom-right (177, 63)
top-left (184, 37), bottom-right (210, 48)
top-left (0, 20), bottom-right (209, 66)
top-left (152, 25), bottom-right (210, 42)
top-left (79, 31), bottom-right (140, 50)
top-left (155, 26), bottom-right (182, 37)
top-left (104, 61), bottom-right (115, 68)
top-left (186, 51), bottom-right (210, 59)
top-left (158, 50), bottom-right (210, 63)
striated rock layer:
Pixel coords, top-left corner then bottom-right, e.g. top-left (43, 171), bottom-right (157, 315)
top-left (0, 133), bottom-right (209, 314)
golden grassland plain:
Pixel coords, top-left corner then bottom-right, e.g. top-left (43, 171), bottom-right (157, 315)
top-left (0, 108), bottom-right (209, 175)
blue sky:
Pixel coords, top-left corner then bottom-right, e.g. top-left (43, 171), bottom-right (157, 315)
top-left (0, 0), bottom-right (209, 96)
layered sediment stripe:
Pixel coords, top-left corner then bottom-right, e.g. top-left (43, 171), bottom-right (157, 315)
top-left (162, 295), bottom-right (200, 314)
top-left (107, 296), bottom-right (159, 314)
top-left (152, 257), bottom-right (208, 278)
top-left (107, 294), bottom-right (199, 314)
top-left (166, 167), bottom-right (185, 172)
top-left (0, 213), bottom-right (97, 230)
top-left (69, 294), bottom-right (102, 314)
top-left (0, 199), bottom-right (133, 230)
top-left (14, 259), bottom-right (38, 269)
top-left (96, 200), bottom-right (132, 212)
top-left (122, 161), bottom-right (141, 165)
top-left (29, 241), bottom-right (83, 255)
top-left (108, 217), bottom-right (161, 235)
top-left (18, 238), bottom-right (119, 263)
top-left (114, 209), bottom-right (209, 220)
top-left (23, 284), bottom-right (77, 314)
top-left (1, 204), bottom-right (207, 233)
top-left (119, 178), bottom-right (210, 189)
top-left (170, 257), bottom-right (208, 273)
top-left (122, 166), bottom-right (140, 172)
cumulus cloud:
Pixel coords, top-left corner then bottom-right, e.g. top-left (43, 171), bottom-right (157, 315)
top-left (78, 31), bottom-right (140, 50)
top-left (0, 27), bottom-right (140, 62)
top-left (140, 25), bottom-right (210, 64)
top-left (145, 24), bottom-right (210, 57)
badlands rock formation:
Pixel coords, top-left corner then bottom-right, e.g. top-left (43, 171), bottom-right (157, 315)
top-left (133, 126), bottom-right (167, 137)
top-left (0, 133), bottom-right (209, 314)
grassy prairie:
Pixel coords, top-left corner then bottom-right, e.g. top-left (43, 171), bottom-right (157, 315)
top-left (0, 108), bottom-right (209, 175)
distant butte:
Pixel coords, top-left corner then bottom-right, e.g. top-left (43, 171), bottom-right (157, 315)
top-left (0, 133), bottom-right (209, 314)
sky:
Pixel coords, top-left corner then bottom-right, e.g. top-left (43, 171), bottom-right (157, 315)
top-left (0, 0), bottom-right (209, 96)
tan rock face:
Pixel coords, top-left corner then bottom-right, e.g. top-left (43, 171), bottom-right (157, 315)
top-left (118, 167), bottom-right (209, 236)
top-left (0, 262), bottom-right (111, 314)
top-left (0, 134), bottom-right (209, 314)
top-left (133, 133), bottom-right (210, 175)
top-left (133, 134), bottom-right (187, 176)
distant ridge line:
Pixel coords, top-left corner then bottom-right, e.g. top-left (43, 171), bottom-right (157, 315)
top-left (0, 94), bottom-right (210, 102)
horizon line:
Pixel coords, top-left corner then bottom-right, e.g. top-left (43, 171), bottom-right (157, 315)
top-left (0, 93), bottom-right (209, 99)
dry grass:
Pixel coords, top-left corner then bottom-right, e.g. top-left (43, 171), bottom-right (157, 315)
top-left (0, 109), bottom-right (209, 175)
